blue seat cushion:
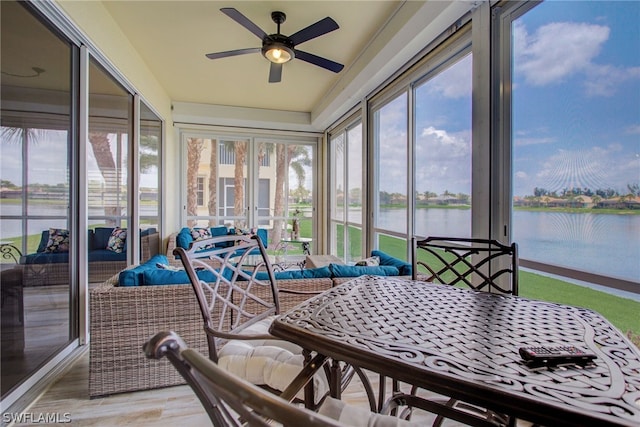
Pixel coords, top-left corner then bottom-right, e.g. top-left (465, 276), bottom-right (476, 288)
top-left (253, 266), bottom-right (332, 281)
top-left (142, 266), bottom-right (224, 285)
top-left (89, 249), bottom-right (127, 262)
top-left (371, 250), bottom-right (412, 276)
top-left (329, 263), bottom-right (400, 277)
top-left (21, 252), bottom-right (69, 264)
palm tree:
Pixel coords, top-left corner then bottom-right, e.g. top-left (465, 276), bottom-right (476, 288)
top-left (272, 144), bottom-right (311, 243)
top-left (88, 132), bottom-right (120, 225)
top-left (233, 140), bottom-right (247, 229)
top-left (207, 139), bottom-right (218, 227)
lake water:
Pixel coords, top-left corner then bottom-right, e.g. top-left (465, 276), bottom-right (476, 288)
top-left (375, 208), bottom-right (639, 284)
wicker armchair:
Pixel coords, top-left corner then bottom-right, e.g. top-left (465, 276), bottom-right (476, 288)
top-left (89, 272), bottom-right (333, 398)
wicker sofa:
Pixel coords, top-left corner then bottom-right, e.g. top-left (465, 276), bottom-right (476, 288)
top-left (20, 227), bottom-right (159, 286)
top-left (89, 241), bottom-right (413, 397)
top-left (89, 268), bottom-right (333, 398)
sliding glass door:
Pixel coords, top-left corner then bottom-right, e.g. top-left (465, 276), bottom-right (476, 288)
top-left (0, 0), bottom-right (76, 401)
top-left (183, 133), bottom-right (317, 250)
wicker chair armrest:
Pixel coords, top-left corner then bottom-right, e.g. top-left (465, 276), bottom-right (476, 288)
top-left (165, 232), bottom-right (182, 267)
top-left (89, 274), bottom-right (206, 397)
top-left (141, 231), bottom-right (160, 261)
top-left (278, 288), bottom-right (323, 295)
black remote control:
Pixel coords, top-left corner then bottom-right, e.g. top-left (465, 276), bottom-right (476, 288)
top-left (519, 345), bottom-right (597, 366)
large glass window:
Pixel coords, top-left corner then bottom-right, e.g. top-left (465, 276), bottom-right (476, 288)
top-left (507, 1), bottom-right (639, 284)
top-left (414, 53), bottom-right (473, 239)
top-left (184, 135), bottom-right (316, 251)
top-left (1, 0), bottom-right (76, 400)
top-left (329, 121), bottom-right (363, 263)
top-left (372, 93), bottom-right (409, 258)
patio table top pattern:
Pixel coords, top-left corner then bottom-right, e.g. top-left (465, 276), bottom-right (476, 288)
top-left (270, 275), bottom-right (640, 427)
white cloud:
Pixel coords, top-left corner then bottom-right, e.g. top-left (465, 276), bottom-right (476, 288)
top-left (514, 20), bottom-right (610, 86)
top-left (584, 64), bottom-right (640, 97)
top-left (414, 126), bottom-right (471, 194)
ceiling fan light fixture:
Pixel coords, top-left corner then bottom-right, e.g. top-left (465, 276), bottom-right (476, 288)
top-left (262, 42), bottom-right (294, 64)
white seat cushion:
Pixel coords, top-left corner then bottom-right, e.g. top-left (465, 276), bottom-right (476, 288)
top-left (218, 316), bottom-right (329, 402)
top-left (319, 397), bottom-right (421, 427)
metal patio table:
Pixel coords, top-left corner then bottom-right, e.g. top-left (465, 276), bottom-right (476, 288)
top-left (270, 275), bottom-right (640, 427)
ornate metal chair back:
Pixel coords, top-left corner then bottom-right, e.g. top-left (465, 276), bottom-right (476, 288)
top-left (173, 234), bottom-right (279, 362)
top-left (412, 236), bottom-right (519, 295)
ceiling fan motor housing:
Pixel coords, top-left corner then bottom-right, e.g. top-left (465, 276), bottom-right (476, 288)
top-left (262, 34), bottom-right (295, 62)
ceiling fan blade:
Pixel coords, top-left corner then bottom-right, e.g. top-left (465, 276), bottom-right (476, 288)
top-left (206, 47), bottom-right (261, 60)
top-left (269, 63), bottom-right (283, 83)
top-left (220, 7), bottom-right (267, 40)
top-left (294, 50), bottom-right (344, 73)
top-left (289, 17), bottom-right (339, 45)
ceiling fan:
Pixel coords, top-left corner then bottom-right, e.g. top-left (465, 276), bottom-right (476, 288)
top-left (206, 7), bottom-right (344, 83)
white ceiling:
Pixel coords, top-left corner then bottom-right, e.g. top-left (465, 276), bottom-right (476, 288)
top-left (100, 1), bottom-right (471, 129)
top-left (102, 1), bottom-right (399, 111)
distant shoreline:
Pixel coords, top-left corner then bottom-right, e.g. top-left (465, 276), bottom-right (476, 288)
top-left (376, 203), bottom-right (640, 215)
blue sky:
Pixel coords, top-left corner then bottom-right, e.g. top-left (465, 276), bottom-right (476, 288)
top-left (512, 0), bottom-right (640, 197)
top-left (380, 1), bottom-right (639, 199)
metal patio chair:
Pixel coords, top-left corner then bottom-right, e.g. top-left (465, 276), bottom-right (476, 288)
top-left (405, 236), bottom-right (519, 426)
top-left (173, 234), bottom-right (349, 408)
top-left (412, 236), bottom-right (519, 295)
top-left (144, 331), bottom-right (429, 427)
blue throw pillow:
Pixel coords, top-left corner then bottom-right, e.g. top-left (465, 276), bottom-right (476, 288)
top-left (119, 265), bottom-right (147, 286)
top-left (140, 227), bottom-right (157, 236)
top-left (211, 226), bottom-right (235, 248)
top-left (371, 250), bottom-right (412, 276)
top-left (210, 226), bottom-right (228, 237)
top-left (329, 263), bottom-right (400, 277)
top-left (118, 254), bottom-right (169, 286)
top-left (94, 227), bottom-right (114, 250)
top-left (176, 227), bottom-right (193, 249)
